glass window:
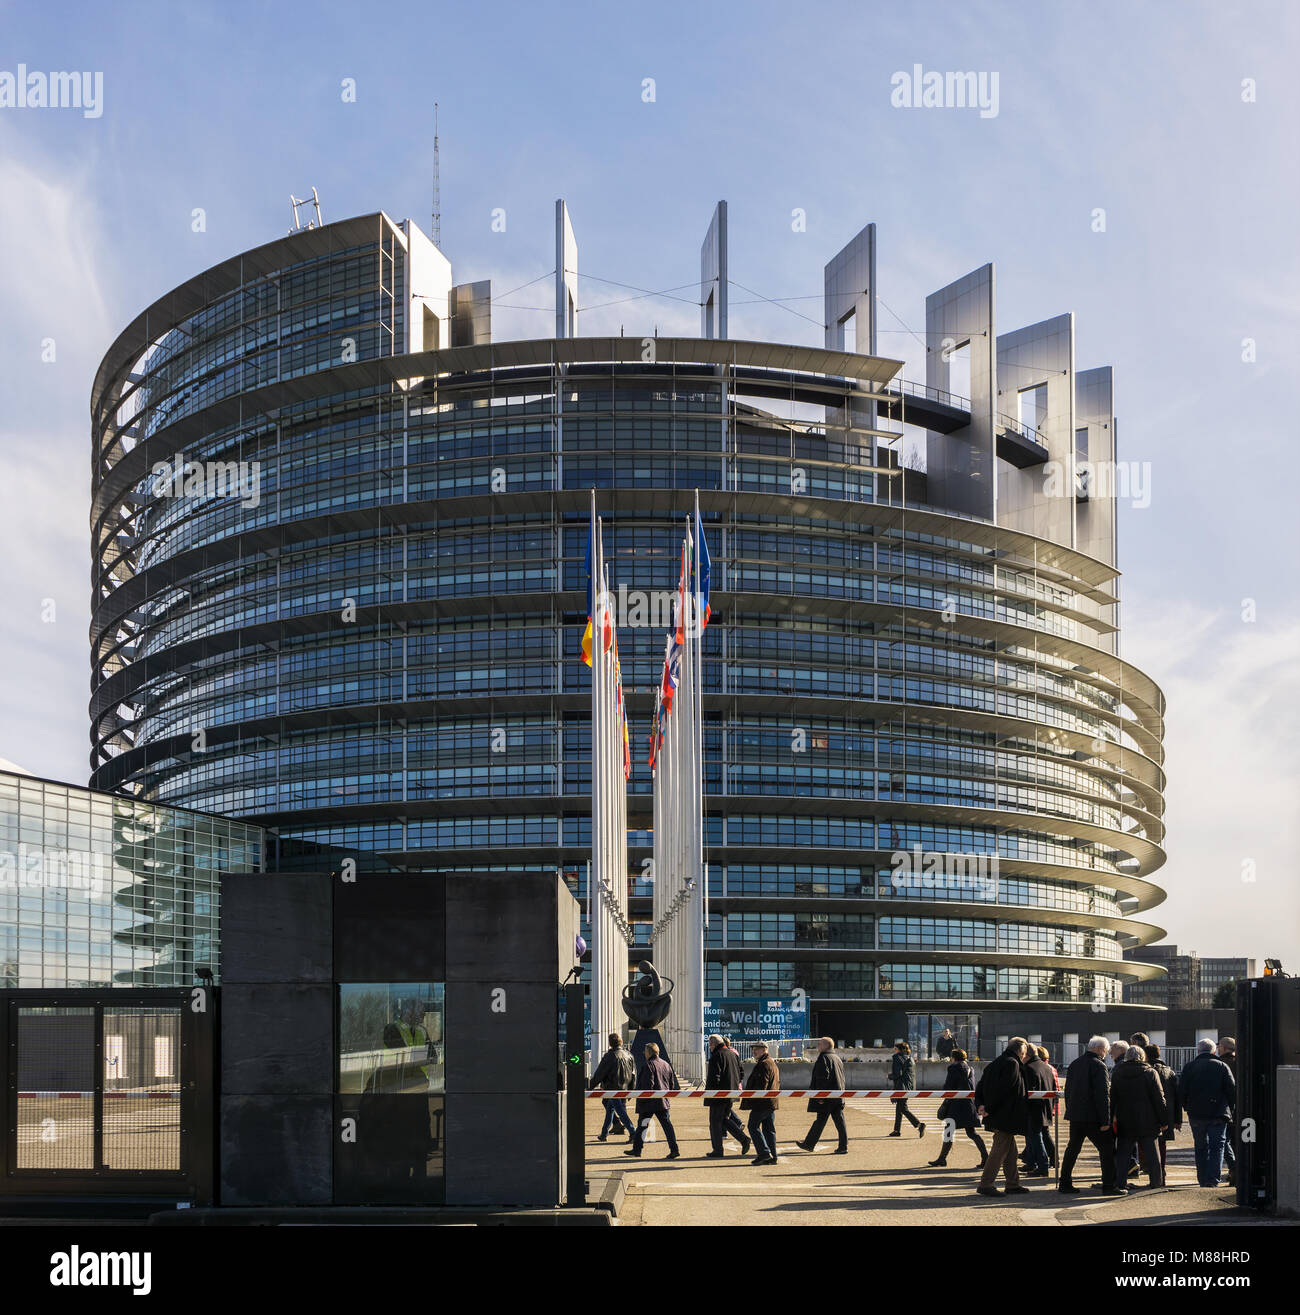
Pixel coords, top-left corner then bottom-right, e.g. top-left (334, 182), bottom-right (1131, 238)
top-left (336, 981), bottom-right (445, 1205)
top-left (338, 983), bottom-right (444, 1094)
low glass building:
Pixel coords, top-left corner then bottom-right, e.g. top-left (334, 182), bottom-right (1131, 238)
top-left (0, 769), bottom-right (262, 987)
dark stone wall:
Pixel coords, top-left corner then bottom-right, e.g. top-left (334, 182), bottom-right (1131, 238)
top-left (217, 870), bottom-right (580, 1208)
top-left (219, 873), bottom-right (333, 1206)
top-left (443, 873), bottom-right (575, 1206)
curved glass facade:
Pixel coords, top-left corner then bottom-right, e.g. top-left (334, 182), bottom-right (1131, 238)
top-left (91, 213), bottom-right (1167, 1015)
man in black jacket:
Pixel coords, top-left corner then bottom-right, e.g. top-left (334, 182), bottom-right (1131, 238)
top-left (974, 1038), bottom-right (1031, 1197)
top-left (797, 1037), bottom-right (849, 1154)
top-left (590, 1032), bottom-right (636, 1141)
top-left (1178, 1039), bottom-right (1237, 1186)
top-left (1059, 1036), bottom-right (1121, 1195)
top-left (1111, 1048), bottom-right (1167, 1189)
top-left (1219, 1037), bottom-right (1238, 1187)
top-left (625, 1043), bottom-right (680, 1159)
top-left (1021, 1047), bottom-right (1056, 1176)
top-left (704, 1033), bottom-right (751, 1157)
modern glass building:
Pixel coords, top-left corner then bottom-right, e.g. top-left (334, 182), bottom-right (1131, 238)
top-left (89, 206), bottom-right (1168, 1036)
top-left (0, 769), bottom-right (262, 987)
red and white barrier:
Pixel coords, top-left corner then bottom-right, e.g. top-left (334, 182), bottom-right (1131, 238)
top-left (17, 1091), bottom-right (180, 1100)
top-left (586, 1089), bottom-right (1060, 1100)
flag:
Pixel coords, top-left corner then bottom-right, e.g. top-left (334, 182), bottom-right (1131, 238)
top-left (601, 560), bottom-right (614, 656)
top-left (695, 499), bottom-right (711, 631)
top-left (674, 538), bottom-right (688, 646)
top-left (649, 686), bottom-right (662, 769)
top-left (581, 505), bottom-right (595, 666)
top-left (662, 635), bottom-right (680, 714)
top-left (613, 632), bottom-right (630, 780)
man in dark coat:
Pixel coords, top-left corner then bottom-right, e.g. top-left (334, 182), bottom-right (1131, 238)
top-left (590, 1032), bottom-right (636, 1141)
top-left (1178, 1038), bottom-right (1236, 1186)
top-left (974, 1038), bottom-right (1030, 1196)
top-left (928, 1048), bottom-right (987, 1167)
top-left (1022, 1047), bottom-right (1056, 1176)
top-left (1059, 1036), bottom-right (1121, 1194)
top-left (1143, 1043), bottom-right (1182, 1182)
top-left (1111, 1048), bottom-right (1167, 1188)
top-left (888, 1042), bottom-right (925, 1137)
top-left (796, 1037), bottom-right (849, 1154)
top-left (624, 1042), bottom-right (680, 1159)
top-left (704, 1033), bottom-right (750, 1157)
top-left (934, 1027), bottom-right (956, 1061)
top-left (741, 1042), bottom-right (781, 1165)
top-left (1219, 1037), bottom-right (1238, 1186)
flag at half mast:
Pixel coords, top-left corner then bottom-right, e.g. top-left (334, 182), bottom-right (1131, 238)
top-left (648, 506), bottom-right (706, 1083)
top-left (586, 491), bottom-right (630, 1056)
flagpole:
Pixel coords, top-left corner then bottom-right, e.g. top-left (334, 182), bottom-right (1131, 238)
top-left (589, 496), bottom-right (601, 1053)
top-left (693, 493), bottom-right (704, 1077)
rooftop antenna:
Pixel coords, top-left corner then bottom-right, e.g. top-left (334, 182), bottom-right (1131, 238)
top-left (289, 187), bottom-right (323, 233)
top-left (432, 103), bottom-right (441, 248)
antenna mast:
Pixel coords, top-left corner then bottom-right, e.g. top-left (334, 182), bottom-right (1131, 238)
top-left (432, 103), bottom-right (441, 248)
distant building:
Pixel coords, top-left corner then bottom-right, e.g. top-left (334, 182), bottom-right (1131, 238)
top-left (1123, 944), bottom-right (1200, 1010)
top-left (1200, 956), bottom-right (1257, 1009)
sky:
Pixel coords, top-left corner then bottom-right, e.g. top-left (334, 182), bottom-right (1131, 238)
top-left (0, 0), bottom-right (1296, 967)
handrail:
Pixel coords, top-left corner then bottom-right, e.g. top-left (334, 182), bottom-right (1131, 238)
top-left (880, 380), bottom-right (1045, 448)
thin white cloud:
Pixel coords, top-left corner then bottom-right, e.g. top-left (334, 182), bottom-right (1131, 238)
top-left (1124, 599), bottom-right (1300, 966)
top-left (0, 145), bottom-right (115, 783)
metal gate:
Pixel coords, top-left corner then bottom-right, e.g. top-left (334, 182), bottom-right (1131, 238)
top-left (0, 989), bottom-right (214, 1203)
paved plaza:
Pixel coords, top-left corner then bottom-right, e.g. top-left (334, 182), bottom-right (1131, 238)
top-left (586, 1098), bottom-right (1243, 1227)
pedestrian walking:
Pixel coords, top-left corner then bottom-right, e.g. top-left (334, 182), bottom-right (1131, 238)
top-left (1059, 1036), bottom-right (1123, 1195)
top-left (929, 1048), bottom-right (987, 1168)
top-left (704, 1033), bottom-right (750, 1157)
top-left (1111, 1046), bottom-right (1167, 1189)
top-left (1144, 1043), bottom-right (1182, 1181)
top-left (741, 1041), bottom-right (781, 1165)
top-left (1022, 1044), bottom-right (1056, 1177)
top-left (1037, 1046), bottom-right (1059, 1168)
top-left (590, 1032), bottom-right (636, 1141)
top-left (887, 1041), bottom-right (925, 1138)
top-left (624, 1042), bottom-right (680, 1159)
top-left (975, 1038), bottom-right (1030, 1197)
top-left (1178, 1038), bottom-right (1236, 1187)
top-left (1219, 1037), bottom-right (1238, 1187)
top-left (796, 1037), bottom-right (849, 1154)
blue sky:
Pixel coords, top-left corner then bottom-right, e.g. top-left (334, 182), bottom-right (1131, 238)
top-left (0, 0), bottom-right (1296, 964)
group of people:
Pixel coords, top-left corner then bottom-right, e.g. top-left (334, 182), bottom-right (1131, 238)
top-left (975, 1033), bottom-right (1238, 1197)
top-left (589, 1035), bottom-right (931, 1165)
top-left (589, 1031), bottom-right (783, 1163)
top-left (590, 1030), bottom-right (1241, 1193)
